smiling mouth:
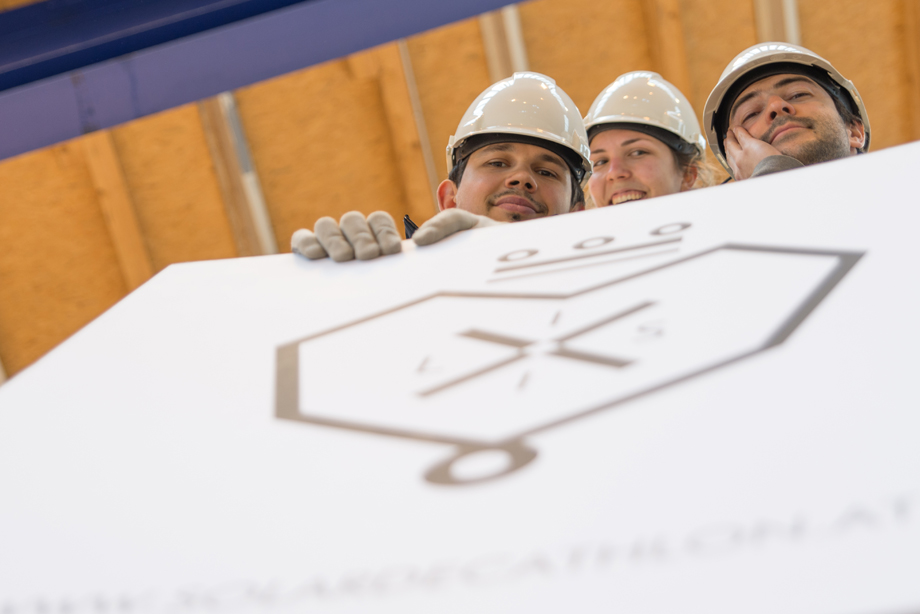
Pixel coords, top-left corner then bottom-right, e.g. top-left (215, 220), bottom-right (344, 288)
top-left (608, 190), bottom-right (646, 206)
top-left (770, 125), bottom-right (805, 144)
top-left (492, 194), bottom-right (542, 219)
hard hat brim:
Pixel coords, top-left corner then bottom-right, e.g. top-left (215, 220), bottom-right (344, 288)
top-left (454, 132), bottom-right (589, 185)
top-left (588, 121), bottom-right (703, 156)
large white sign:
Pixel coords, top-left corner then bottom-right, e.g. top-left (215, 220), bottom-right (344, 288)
top-left (2, 142), bottom-right (919, 613)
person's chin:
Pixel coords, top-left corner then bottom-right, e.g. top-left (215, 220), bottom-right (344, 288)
top-left (490, 206), bottom-right (539, 222)
top-left (772, 130), bottom-right (811, 154)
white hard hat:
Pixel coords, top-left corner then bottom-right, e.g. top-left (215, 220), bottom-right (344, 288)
top-left (584, 71), bottom-right (705, 155)
top-left (703, 42), bottom-right (870, 172)
top-left (446, 72), bottom-right (592, 186)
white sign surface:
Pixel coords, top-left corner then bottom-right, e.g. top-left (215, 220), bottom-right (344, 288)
top-left (2, 143), bottom-right (919, 613)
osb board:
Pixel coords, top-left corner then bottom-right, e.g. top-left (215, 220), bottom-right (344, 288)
top-left (112, 105), bottom-right (236, 271)
top-left (799, 0), bottom-right (910, 151)
top-left (680, 0), bottom-right (757, 127)
top-left (110, 104), bottom-right (237, 271)
top-left (0, 143), bottom-right (126, 375)
top-left (518, 0), bottom-right (653, 114)
top-left (234, 59), bottom-right (409, 248)
top-left (406, 17), bottom-right (493, 183)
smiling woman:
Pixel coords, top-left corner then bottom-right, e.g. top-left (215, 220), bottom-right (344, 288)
top-left (583, 71), bottom-right (712, 208)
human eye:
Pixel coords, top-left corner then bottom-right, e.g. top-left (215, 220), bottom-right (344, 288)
top-left (485, 158), bottom-right (508, 168)
top-left (739, 106), bottom-right (762, 125)
top-left (537, 168), bottom-right (560, 179)
top-left (735, 102), bottom-right (761, 125)
top-left (788, 90), bottom-right (811, 101)
top-left (628, 149), bottom-right (649, 157)
top-left (591, 157), bottom-right (607, 168)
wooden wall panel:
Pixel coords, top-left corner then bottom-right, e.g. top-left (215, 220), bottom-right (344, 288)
top-left (519, 0), bottom-right (653, 114)
top-left (348, 44), bottom-right (440, 223)
top-left (234, 58), bottom-right (410, 247)
top-left (799, 0), bottom-right (910, 151)
top-left (680, 0), bottom-right (757, 123)
top-left (903, 0), bottom-right (920, 141)
top-left (81, 130), bottom-right (154, 290)
top-left (407, 18), bottom-right (493, 185)
top-left (110, 105), bottom-right (238, 271)
top-left (0, 143), bottom-right (126, 374)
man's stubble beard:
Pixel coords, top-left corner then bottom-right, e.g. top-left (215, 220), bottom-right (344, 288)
top-left (768, 115), bottom-right (852, 166)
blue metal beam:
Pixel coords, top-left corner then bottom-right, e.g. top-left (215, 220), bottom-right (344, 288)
top-left (0, 0), bottom-right (314, 93)
top-left (0, 0), bottom-right (510, 160)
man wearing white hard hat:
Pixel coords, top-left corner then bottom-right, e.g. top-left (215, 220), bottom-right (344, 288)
top-left (584, 71), bottom-right (710, 208)
top-left (291, 72), bottom-right (591, 262)
top-left (703, 42), bottom-right (869, 181)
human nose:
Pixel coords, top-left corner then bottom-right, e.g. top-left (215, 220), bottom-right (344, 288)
top-left (505, 166), bottom-right (537, 192)
top-left (606, 156), bottom-right (631, 181)
top-left (765, 94), bottom-right (794, 121)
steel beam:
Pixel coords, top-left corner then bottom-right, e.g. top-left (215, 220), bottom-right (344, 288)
top-left (0, 0), bottom-right (513, 160)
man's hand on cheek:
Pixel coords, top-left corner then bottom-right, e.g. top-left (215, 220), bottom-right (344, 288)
top-left (724, 126), bottom-right (783, 180)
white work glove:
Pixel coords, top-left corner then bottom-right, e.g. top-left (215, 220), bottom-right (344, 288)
top-left (412, 209), bottom-right (502, 246)
top-left (291, 211), bottom-right (402, 262)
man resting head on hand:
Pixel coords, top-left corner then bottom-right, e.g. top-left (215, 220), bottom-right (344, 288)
top-left (703, 43), bottom-right (869, 181)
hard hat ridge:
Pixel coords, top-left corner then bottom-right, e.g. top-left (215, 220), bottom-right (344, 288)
top-left (583, 71), bottom-right (706, 155)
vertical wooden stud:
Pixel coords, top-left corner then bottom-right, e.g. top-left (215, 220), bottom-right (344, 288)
top-left (349, 43), bottom-right (439, 219)
top-left (479, 6), bottom-right (529, 84)
top-left (642, 0), bottom-right (692, 96)
top-left (81, 131), bottom-right (154, 291)
top-left (754, 0), bottom-right (801, 43)
top-left (902, 0), bottom-right (920, 141)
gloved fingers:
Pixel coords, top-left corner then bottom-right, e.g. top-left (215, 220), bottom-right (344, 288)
top-left (291, 228), bottom-right (328, 259)
top-left (412, 209), bottom-right (481, 246)
top-left (339, 211), bottom-right (381, 261)
top-left (367, 211), bottom-right (402, 256)
top-left (315, 216), bottom-right (356, 262)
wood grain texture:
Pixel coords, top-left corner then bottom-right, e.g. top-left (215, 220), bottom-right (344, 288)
top-left (680, 0), bottom-right (757, 127)
top-left (518, 0), bottom-right (653, 114)
top-left (407, 18), bottom-right (494, 184)
top-left (234, 59), bottom-right (410, 246)
top-left (642, 0), bottom-right (692, 97)
top-left (899, 0), bottom-right (920, 141)
top-left (479, 11), bottom-right (515, 83)
top-left (754, 0), bottom-right (788, 42)
top-left (348, 43), bottom-right (439, 223)
top-left (81, 130), bottom-right (154, 291)
top-left (110, 104), bottom-right (238, 271)
top-left (0, 143), bottom-right (126, 375)
top-left (799, 0), bottom-right (909, 151)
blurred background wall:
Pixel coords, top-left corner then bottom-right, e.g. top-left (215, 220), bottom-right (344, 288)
top-left (1, 0), bottom-right (918, 380)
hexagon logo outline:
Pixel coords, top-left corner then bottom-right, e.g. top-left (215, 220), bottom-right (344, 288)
top-left (276, 244), bottom-right (863, 486)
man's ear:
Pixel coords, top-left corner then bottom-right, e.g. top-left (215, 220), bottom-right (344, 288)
top-left (436, 179), bottom-right (459, 212)
top-left (847, 119), bottom-right (866, 152)
top-left (680, 164), bottom-right (699, 191)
